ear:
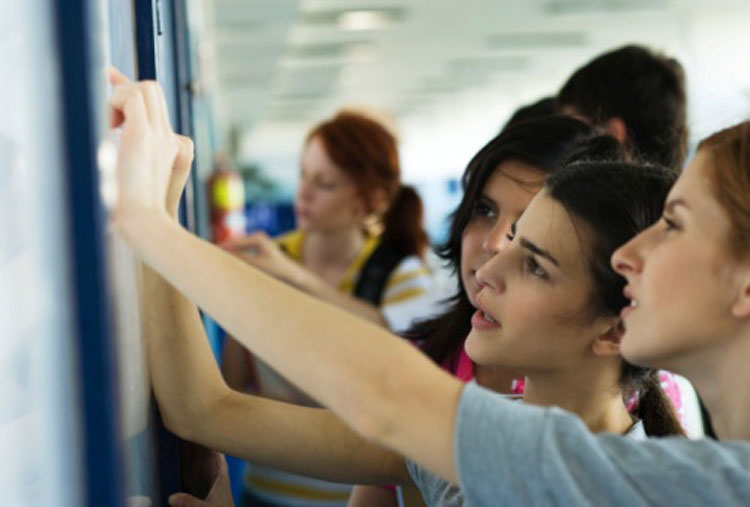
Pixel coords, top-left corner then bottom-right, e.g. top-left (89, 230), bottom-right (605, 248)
top-left (730, 268), bottom-right (750, 318)
top-left (371, 187), bottom-right (389, 215)
top-left (591, 319), bottom-right (624, 357)
top-left (605, 117), bottom-right (629, 145)
top-left (349, 190), bottom-right (370, 219)
top-left (356, 188), bottom-right (387, 221)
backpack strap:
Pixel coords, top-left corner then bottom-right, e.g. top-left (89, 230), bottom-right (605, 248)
top-left (352, 241), bottom-right (406, 306)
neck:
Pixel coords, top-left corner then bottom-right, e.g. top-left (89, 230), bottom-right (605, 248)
top-left (522, 361), bottom-right (633, 434)
top-left (474, 364), bottom-right (520, 395)
top-left (303, 226), bottom-right (366, 269)
top-left (675, 331), bottom-right (750, 440)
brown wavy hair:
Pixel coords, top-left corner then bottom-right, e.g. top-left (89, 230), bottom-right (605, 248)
top-left (306, 111), bottom-right (428, 258)
top-left (698, 120), bottom-right (750, 256)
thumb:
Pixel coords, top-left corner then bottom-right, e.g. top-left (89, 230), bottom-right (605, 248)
top-left (219, 235), bottom-right (260, 251)
top-left (107, 68), bottom-right (132, 128)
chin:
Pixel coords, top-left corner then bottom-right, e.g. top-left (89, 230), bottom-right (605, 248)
top-left (464, 332), bottom-right (482, 361)
top-left (465, 331), bottom-right (506, 366)
top-left (620, 340), bottom-right (662, 369)
top-left (296, 219), bottom-right (313, 230)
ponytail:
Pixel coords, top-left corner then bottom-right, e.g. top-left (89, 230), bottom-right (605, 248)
top-left (623, 366), bottom-right (685, 437)
top-left (381, 184), bottom-right (429, 259)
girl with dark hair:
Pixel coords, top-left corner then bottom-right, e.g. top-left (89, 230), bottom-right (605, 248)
top-left (108, 76), bottom-right (741, 507)
top-left (350, 115), bottom-right (628, 506)
top-left (417, 116), bottom-right (621, 369)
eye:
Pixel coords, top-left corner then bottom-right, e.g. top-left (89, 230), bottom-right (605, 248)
top-left (317, 180), bottom-right (337, 190)
top-left (473, 199), bottom-right (497, 220)
top-left (661, 215), bottom-right (680, 232)
top-left (524, 255), bottom-right (548, 280)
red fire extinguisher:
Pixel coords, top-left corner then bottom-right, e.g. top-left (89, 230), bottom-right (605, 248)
top-left (207, 155), bottom-right (245, 243)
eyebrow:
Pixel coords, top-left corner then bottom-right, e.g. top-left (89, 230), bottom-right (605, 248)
top-left (519, 237), bottom-right (559, 267)
top-left (478, 193), bottom-right (497, 205)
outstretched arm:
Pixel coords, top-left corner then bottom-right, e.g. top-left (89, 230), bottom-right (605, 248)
top-left (111, 75), bottom-right (463, 483)
top-left (107, 69), bottom-right (413, 486)
top-left (141, 260), bottom-right (408, 484)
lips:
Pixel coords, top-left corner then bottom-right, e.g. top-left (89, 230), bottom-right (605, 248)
top-left (295, 207), bottom-right (311, 220)
top-left (472, 292), bottom-right (501, 330)
top-left (620, 286), bottom-right (638, 319)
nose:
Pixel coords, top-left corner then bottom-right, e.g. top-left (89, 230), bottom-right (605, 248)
top-left (611, 229), bottom-right (646, 277)
top-left (297, 178), bottom-right (313, 202)
top-left (482, 219), bottom-right (512, 255)
top-left (475, 250), bottom-right (507, 294)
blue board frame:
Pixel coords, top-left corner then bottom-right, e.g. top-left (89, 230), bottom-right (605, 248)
top-left (53, 0), bottom-right (125, 505)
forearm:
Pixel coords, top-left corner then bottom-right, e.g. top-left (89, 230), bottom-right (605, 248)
top-left (221, 336), bottom-right (254, 392)
top-left (140, 262), bottom-right (228, 435)
top-left (293, 268), bottom-right (387, 326)
top-left (348, 485), bottom-right (399, 507)
top-left (119, 210), bottom-right (463, 481)
top-left (141, 257), bottom-right (408, 485)
top-left (205, 392), bottom-right (410, 485)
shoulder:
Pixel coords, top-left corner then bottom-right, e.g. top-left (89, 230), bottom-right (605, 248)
top-left (380, 255), bottom-right (441, 331)
top-left (276, 230), bottom-right (304, 260)
top-left (382, 256), bottom-right (432, 299)
top-left (455, 383), bottom-right (750, 506)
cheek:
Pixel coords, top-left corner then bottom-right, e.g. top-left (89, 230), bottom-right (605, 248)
top-left (461, 224), bottom-right (487, 267)
top-left (499, 291), bottom-right (590, 366)
top-left (320, 190), bottom-right (360, 215)
top-left (461, 225), bottom-right (493, 302)
top-left (624, 248), bottom-right (733, 366)
top-left (483, 292), bottom-right (548, 354)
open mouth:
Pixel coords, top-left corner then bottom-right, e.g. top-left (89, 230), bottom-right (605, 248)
top-left (472, 291), bottom-right (501, 328)
top-left (481, 310), bottom-right (497, 324)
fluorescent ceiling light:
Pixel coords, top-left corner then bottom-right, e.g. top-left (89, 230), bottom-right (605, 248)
top-left (338, 10), bottom-right (391, 31)
top-left (544, 0), bottom-right (667, 15)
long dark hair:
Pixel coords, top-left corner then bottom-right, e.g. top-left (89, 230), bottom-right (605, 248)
top-left (415, 116), bottom-right (622, 367)
top-left (545, 161), bottom-right (684, 436)
top-left (307, 111), bottom-right (428, 258)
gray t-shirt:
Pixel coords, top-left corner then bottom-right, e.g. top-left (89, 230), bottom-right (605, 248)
top-left (452, 382), bottom-right (750, 506)
top-left (406, 392), bottom-right (648, 506)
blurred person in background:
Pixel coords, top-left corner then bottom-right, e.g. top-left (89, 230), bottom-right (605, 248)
top-left (558, 44), bottom-right (688, 171)
top-left (499, 96), bottom-right (558, 132)
top-left (220, 110), bottom-right (437, 507)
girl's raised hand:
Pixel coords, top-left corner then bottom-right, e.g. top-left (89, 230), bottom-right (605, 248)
top-left (107, 68), bottom-right (179, 222)
top-left (219, 231), bottom-right (300, 283)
